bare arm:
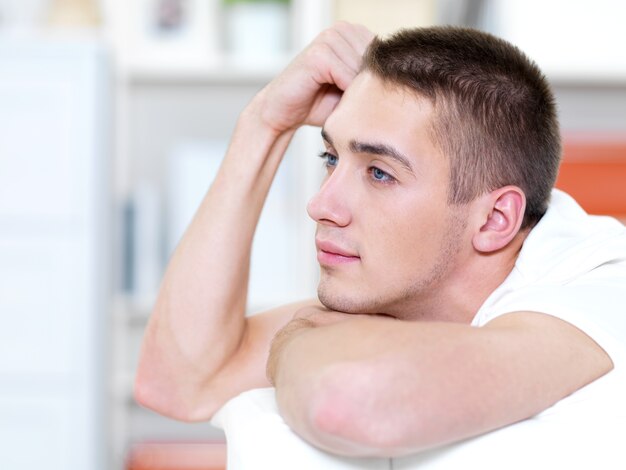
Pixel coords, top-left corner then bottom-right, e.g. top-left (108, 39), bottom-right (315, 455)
top-left (268, 308), bottom-right (613, 457)
top-left (134, 23), bottom-right (374, 421)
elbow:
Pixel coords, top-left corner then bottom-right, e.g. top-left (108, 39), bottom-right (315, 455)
top-left (133, 369), bottom-right (185, 420)
top-left (133, 327), bottom-right (219, 422)
top-left (133, 374), bottom-right (161, 414)
top-left (300, 363), bottom-right (419, 457)
top-left (133, 373), bottom-right (168, 416)
top-left (308, 388), bottom-right (373, 455)
top-left (134, 365), bottom-right (215, 423)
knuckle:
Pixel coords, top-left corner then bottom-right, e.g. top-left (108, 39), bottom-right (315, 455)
top-left (305, 41), bottom-right (331, 62)
top-left (317, 27), bottom-right (337, 44)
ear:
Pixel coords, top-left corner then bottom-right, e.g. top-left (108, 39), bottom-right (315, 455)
top-left (472, 186), bottom-right (526, 253)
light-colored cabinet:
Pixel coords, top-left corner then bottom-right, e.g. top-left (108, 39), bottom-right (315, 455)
top-left (0, 38), bottom-right (110, 470)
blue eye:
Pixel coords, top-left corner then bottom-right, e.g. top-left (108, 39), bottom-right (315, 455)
top-left (318, 151), bottom-right (338, 168)
top-left (370, 167), bottom-right (393, 183)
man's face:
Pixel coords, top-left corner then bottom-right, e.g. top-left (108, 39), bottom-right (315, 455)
top-left (308, 72), bottom-right (470, 319)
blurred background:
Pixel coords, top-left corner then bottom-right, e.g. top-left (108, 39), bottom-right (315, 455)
top-left (0, 0), bottom-right (624, 469)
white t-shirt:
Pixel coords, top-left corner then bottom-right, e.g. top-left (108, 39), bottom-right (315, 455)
top-left (212, 189), bottom-right (626, 469)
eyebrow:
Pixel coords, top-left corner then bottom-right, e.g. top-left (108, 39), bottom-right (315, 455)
top-left (321, 128), bottom-right (415, 175)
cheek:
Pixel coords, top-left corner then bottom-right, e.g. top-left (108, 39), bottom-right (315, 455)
top-left (364, 218), bottom-right (421, 264)
top-left (366, 207), bottom-right (448, 266)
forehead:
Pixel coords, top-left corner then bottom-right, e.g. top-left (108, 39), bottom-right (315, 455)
top-left (324, 72), bottom-right (440, 160)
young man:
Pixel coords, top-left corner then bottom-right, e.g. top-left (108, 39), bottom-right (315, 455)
top-left (135, 23), bottom-right (626, 467)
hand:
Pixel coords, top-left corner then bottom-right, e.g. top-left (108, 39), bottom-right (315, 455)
top-left (254, 22), bottom-right (374, 135)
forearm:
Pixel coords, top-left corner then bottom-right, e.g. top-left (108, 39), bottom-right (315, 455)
top-left (270, 312), bottom-right (613, 458)
top-left (272, 318), bottom-right (479, 457)
top-left (135, 95), bottom-right (295, 419)
top-left (270, 316), bottom-right (419, 457)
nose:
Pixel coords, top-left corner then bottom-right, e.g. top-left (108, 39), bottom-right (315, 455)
top-left (306, 170), bottom-right (352, 227)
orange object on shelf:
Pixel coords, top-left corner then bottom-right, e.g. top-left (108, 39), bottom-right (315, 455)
top-left (555, 137), bottom-right (626, 218)
top-left (126, 441), bottom-right (227, 470)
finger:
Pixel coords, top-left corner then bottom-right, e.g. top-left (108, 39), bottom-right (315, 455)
top-left (327, 58), bottom-right (358, 91)
top-left (316, 27), bottom-right (362, 75)
top-left (307, 42), bottom-right (359, 91)
top-left (326, 46), bottom-right (360, 90)
top-left (305, 86), bottom-right (342, 127)
top-left (332, 21), bottom-right (376, 57)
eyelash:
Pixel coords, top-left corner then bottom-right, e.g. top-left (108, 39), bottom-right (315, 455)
top-left (317, 151), bottom-right (396, 184)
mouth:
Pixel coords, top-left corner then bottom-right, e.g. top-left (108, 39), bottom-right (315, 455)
top-left (315, 239), bottom-right (360, 266)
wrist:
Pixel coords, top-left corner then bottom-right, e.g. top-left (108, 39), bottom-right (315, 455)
top-left (238, 88), bottom-right (284, 141)
top-left (220, 92), bottom-right (294, 179)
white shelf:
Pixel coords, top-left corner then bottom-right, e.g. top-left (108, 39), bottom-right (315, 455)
top-left (547, 70), bottom-right (626, 87)
top-left (123, 54), bottom-right (294, 85)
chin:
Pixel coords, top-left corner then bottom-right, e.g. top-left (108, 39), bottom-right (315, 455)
top-left (316, 275), bottom-right (429, 319)
top-left (317, 290), bottom-right (360, 314)
top-left (317, 282), bottom-right (388, 315)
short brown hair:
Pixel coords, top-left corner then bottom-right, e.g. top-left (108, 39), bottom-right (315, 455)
top-left (363, 26), bottom-right (561, 228)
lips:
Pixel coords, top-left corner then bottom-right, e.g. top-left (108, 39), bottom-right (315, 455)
top-left (315, 239), bottom-right (360, 266)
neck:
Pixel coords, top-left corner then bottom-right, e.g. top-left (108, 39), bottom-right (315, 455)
top-left (396, 229), bottom-right (529, 324)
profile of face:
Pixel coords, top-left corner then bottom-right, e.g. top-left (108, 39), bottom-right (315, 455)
top-left (307, 72), bottom-right (471, 319)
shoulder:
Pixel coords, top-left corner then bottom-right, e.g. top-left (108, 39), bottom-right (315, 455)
top-left (475, 189), bottom-right (626, 362)
top-left (518, 189), bottom-right (626, 281)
